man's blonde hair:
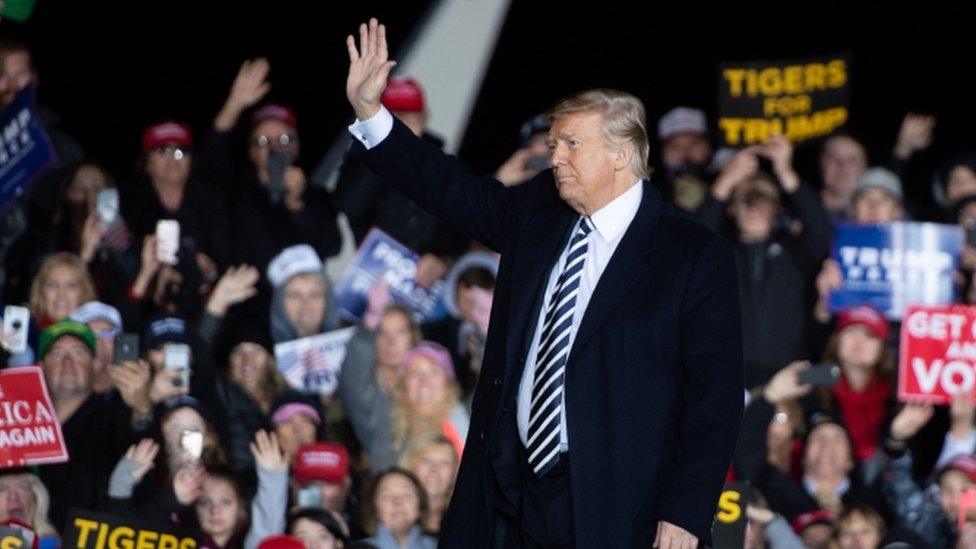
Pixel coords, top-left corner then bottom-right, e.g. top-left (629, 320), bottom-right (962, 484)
top-left (547, 89), bottom-right (651, 180)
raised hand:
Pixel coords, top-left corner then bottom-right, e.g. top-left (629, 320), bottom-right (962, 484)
top-left (712, 146), bottom-right (760, 201)
top-left (346, 18), bottom-right (398, 121)
top-left (111, 360), bottom-right (153, 417)
top-left (762, 361), bottom-right (813, 404)
top-left (229, 58), bottom-right (271, 110)
top-left (894, 113), bottom-right (936, 159)
top-left (249, 429), bottom-right (288, 471)
top-left (759, 134), bottom-right (799, 192)
top-left (890, 402), bottom-right (935, 442)
top-left (80, 214), bottom-right (106, 263)
top-left (123, 438), bottom-right (160, 482)
top-left (173, 464), bottom-right (205, 505)
top-left (206, 265), bottom-right (260, 317)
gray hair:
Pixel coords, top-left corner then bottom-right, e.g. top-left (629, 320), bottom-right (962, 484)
top-left (547, 89), bottom-right (651, 179)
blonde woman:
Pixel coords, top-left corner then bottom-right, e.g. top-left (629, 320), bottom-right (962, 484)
top-left (29, 252), bottom-right (96, 328)
top-left (399, 432), bottom-right (460, 535)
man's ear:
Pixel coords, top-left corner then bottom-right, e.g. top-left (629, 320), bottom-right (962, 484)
top-left (612, 145), bottom-right (632, 172)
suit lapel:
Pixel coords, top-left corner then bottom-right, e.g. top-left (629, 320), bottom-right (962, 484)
top-left (569, 180), bottom-right (662, 357)
top-left (504, 202), bottom-right (575, 377)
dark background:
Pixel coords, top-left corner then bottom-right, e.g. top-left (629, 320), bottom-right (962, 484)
top-left (4, 0), bottom-right (976, 210)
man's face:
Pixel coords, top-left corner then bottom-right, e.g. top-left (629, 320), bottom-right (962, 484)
top-left (548, 111), bottom-right (621, 214)
top-left (145, 144), bottom-right (192, 188)
top-left (0, 474), bottom-right (36, 524)
top-left (940, 469), bottom-right (976, 520)
top-left (820, 136), bottom-right (867, 198)
top-left (836, 512), bottom-right (882, 549)
top-left (0, 51), bottom-right (33, 108)
top-left (851, 187), bottom-right (902, 224)
top-left (456, 285), bottom-right (493, 336)
top-left (283, 275), bottom-right (327, 338)
top-left (248, 119), bottom-right (299, 175)
top-left (731, 192), bottom-right (777, 241)
top-left (661, 133), bottom-right (711, 171)
top-left (376, 310), bottom-right (413, 368)
top-left (804, 423), bottom-right (853, 480)
top-left (42, 335), bottom-right (95, 402)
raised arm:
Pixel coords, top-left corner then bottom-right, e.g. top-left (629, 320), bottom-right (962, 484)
top-left (344, 18), bottom-right (524, 252)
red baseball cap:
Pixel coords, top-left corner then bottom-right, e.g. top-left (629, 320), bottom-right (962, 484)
top-left (251, 103), bottom-right (298, 129)
top-left (791, 509), bottom-right (836, 534)
top-left (381, 78), bottom-right (425, 113)
top-left (293, 442), bottom-right (350, 485)
top-left (835, 305), bottom-right (890, 340)
top-left (141, 121), bottom-right (193, 153)
top-left (257, 535), bottom-right (304, 549)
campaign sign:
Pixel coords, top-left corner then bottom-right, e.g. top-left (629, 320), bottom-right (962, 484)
top-left (0, 86), bottom-right (56, 213)
top-left (898, 304), bottom-right (976, 404)
top-left (274, 326), bottom-right (356, 396)
top-left (712, 481), bottom-right (752, 548)
top-left (0, 367), bottom-right (68, 468)
top-left (829, 222), bottom-right (963, 319)
top-left (0, 523), bottom-right (34, 549)
top-left (66, 509), bottom-right (200, 549)
top-left (333, 228), bottom-right (446, 322)
top-left (717, 53), bottom-right (850, 147)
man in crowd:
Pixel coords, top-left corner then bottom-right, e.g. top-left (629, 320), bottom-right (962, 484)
top-left (36, 320), bottom-right (153, 531)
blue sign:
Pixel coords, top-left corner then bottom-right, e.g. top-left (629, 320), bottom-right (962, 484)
top-left (0, 87), bottom-right (56, 213)
top-left (829, 222), bottom-right (963, 319)
top-left (334, 228), bottom-right (446, 322)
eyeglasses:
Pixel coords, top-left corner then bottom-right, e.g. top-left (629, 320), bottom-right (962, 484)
top-left (47, 346), bottom-right (92, 361)
top-left (151, 145), bottom-right (187, 160)
top-left (252, 133), bottom-right (297, 148)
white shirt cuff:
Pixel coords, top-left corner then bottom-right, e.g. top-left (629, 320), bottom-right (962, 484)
top-left (935, 430), bottom-right (976, 469)
top-left (347, 106), bottom-right (394, 149)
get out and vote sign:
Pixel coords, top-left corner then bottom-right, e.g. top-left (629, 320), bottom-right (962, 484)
top-left (717, 54), bottom-right (850, 146)
top-left (899, 305), bottom-right (976, 404)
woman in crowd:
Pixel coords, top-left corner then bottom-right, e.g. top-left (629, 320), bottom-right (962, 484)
top-left (339, 333), bottom-right (468, 472)
top-left (399, 432), bottom-right (459, 535)
top-left (29, 252), bottom-right (96, 328)
top-left (800, 306), bottom-right (895, 478)
top-left (0, 470), bottom-right (58, 543)
top-left (361, 468), bottom-right (436, 549)
top-left (286, 507), bottom-right (350, 549)
top-left (266, 244), bottom-right (341, 345)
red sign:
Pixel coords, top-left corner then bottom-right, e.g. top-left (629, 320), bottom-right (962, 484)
top-left (0, 367), bottom-right (68, 467)
top-left (899, 304), bottom-right (976, 404)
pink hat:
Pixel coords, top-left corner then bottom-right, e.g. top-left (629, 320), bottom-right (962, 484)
top-left (381, 78), bottom-right (425, 113)
top-left (403, 341), bottom-right (455, 380)
top-left (271, 402), bottom-right (321, 426)
top-left (836, 305), bottom-right (890, 340)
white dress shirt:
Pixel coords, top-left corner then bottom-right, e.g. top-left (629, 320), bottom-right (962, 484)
top-left (516, 182), bottom-right (643, 451)
top-left (348, 106), bottom-right (645, 452)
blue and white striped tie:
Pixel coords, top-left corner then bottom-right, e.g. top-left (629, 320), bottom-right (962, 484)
top-left (527, 216), bottom-right (592, 476)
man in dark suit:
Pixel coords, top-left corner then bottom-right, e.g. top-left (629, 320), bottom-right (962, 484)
top-left (344, 19), bottom-right (744, 548)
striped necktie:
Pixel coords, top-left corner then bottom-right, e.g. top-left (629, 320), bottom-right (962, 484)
top-left (527, 215), bottom-right (593, 476)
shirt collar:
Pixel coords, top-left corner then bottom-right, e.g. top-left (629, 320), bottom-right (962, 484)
top-left (587, 179), bottom-right (644, 244)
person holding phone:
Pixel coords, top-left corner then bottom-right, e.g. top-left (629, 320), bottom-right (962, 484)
top-left (734, 363), bottom-right (886, 527)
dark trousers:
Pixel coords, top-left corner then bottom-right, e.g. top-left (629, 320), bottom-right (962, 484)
top-left (518, 447), bottom-right (575, 548)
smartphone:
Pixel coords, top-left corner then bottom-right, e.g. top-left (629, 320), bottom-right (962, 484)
top-left (113, 333), bottom-right (140, 364)
top-left (297, 484), bottom-right (323, 508)
top-left (180, 429), bottom-right (204, 460)
top-left (2, 305), bottom-right (30, 354)
top-left (156, 220), bottom-right (180, 265)
top-left (266, 149), bottom-right (293, 202)
top-left (96, 188), bottom-right (120, 227)
top-left (797, 363), bottom-right (841, 387)
top-left (163, 343), bottom-right (191, 390)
